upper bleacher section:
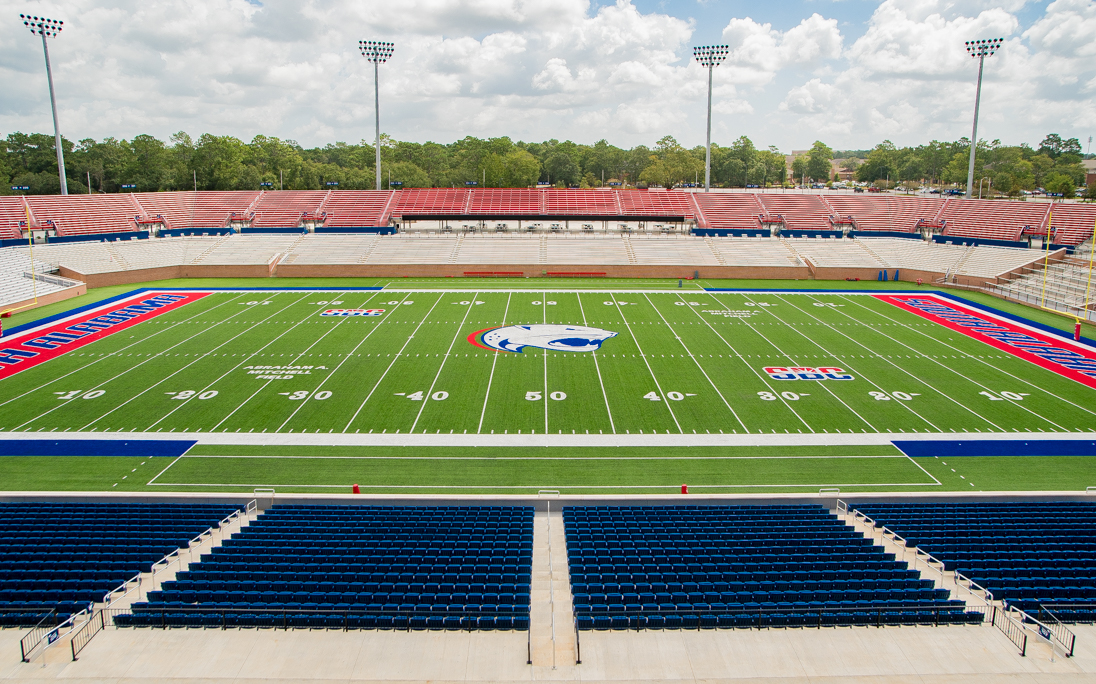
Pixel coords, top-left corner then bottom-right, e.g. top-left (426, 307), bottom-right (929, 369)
top-left (4, 190), bottom-right (1092, 246)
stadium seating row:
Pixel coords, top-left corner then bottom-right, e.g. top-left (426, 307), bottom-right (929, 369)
top-left (2, 192), bottom-right (1092, 245)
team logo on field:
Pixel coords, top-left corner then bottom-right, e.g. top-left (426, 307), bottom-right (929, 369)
top-left (320, 309), bottom-right (385, 317)
top-left (469, 324), bottom-right (617, 353)
top-left (764, 367), bottom-right (854, 381)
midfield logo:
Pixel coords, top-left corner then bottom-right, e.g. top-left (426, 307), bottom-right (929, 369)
top-left (320, 309), bottom-right (385, 316)
top-left (763, 367), bottom-right (854, 381)
top-left (469, 324), bottom-right (617, 353)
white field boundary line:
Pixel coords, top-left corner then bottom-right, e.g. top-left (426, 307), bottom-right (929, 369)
top-left (276, 292), bottom-right (411, 433)
top-left (903, 455), bottom-right (943, 485)
top-left (765, 294), bottom-right (945, 432)
top-left (678, 293), bottom-right (814, 432)
top-left (147, 453), bottom-right (185, 485)
top-left (790, 293), bottom-right (1008, 431)
top-left (543, 294), bottom-right (549, 435)
top-left (4, 429), bottom-right (1092, 446)
top-left (342, 293), bottom-right (447, 432)
top-left (176, 453), bottom-right (914, 460)
top-left (86, 293), bottom-right (320, 431)
top-left (847, 295), bottom-right (1096, 425)
top-left (477, 293), bottom-right (512, 434)
top-left (642, 293), bottom-right (748, 433)
top-left (841, 296), bottom-right (1074, 431)
top-left (730, 292), bottom-right (879, 433)
top-left (576, 293), bottom-right (615, 434)
top-left (8, 294), bottom-right (259, 431)
top-left (148, 481), bottom-right (940, 490)
top-left (612, 299), bottom-right (682, 433)
top-left (409, 293), bottom-right (479, 434)
top-left (208, 292), bottom-right (355, 432)
top-left (0, 293), bottom-right (246, 413)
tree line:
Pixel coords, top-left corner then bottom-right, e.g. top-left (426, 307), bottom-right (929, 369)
top-left (0, 130), bottom-right (1088, 198)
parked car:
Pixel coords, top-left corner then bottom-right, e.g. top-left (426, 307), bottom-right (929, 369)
top-left (853, 187), bottom-right (865, 193)
top-left (867, 187), bottom-right (882, 193)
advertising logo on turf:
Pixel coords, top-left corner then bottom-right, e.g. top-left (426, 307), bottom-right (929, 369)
top-left (468, 324), bottom-right (617, 353)
top-left (320, 309), bottom-right (385, 316)
top-left (764, 367), bottom-right (854, 381)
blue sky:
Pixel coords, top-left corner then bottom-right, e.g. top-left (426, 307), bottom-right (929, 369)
top-left (1, 0), bottom-right (1092, 152)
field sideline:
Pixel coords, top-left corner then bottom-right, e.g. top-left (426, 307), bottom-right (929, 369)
top-left (1, 278), bottom-right (1094, 494)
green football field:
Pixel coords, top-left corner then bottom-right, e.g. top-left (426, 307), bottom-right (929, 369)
top-left (1, 279), bottom-right (1094, 494)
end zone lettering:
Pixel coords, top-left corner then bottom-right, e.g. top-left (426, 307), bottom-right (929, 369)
top-left (320, 309), bottom-right (385, 317)
top-left (764, 367), bottom-right (853, 381)
top-left (877, 294), bottom-right (1096, 390)
top-left (0, 292), bottom-right (208, 380)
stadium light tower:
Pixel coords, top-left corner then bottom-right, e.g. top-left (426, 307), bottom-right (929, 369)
top-left (359, 40), bottom-right (394, 191)
top-left (693, 45), bottom-right (728, 193)
top-left (963, 38), bottom-right (1003, 200)
top-left (21, 14), bottom-right (68, 195)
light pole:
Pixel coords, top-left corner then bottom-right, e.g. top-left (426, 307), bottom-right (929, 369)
top-left (21, 14), bottom-right (68, 195)
top-left (963, 38), bottom-right (1002, 199)
top-left (693, 44), bottom-right (728, 192)
top-left (359, 40), bottom-right (394, 192)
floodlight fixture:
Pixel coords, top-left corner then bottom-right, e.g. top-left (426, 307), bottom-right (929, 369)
top-left (693, 45), bottom-right (729, 192)
top-left (21, 14), bottom-right (68, 195)
top-left (360, 40), bottom-right (395, 191)
top-left (963, 38), bottom-right (1003, 199)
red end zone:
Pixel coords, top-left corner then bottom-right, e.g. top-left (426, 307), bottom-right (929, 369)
top-left (0, 291), bottom-right (209, 381)
top-left (876, 294), bottom-right (1096, 390)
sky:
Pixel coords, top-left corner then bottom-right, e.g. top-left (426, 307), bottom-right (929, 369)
top-left (1, 0), bottom-right (1094, 153)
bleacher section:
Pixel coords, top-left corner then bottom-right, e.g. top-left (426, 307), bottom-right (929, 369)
top-left (1050, 204), bottom-right (1096, 247)
top-left (939, 199), bottom-right (1051, 243)
top-left (618, 191), bottom-right (695, 220)
top-left (565, 505), bottom-right (977, 630)
top-left (0, 246), bottom-right (78, 308)
top-left (692, 194), bottom-right (763, 232)
top-left (629, 235), bottom-right (720, 266)
top-left (251, 191), bottom-right (328, 228)
top-left (755, 195), bottom-right (833, 231)
top-left (0, 196), bottom-right (28, 239)
top-left (466, 189), bottom-right (543, 215)
top-left (132, 191), bottom-right (259, 231)
top-left (191, 233), bottom-right (302, 265)
top-left (280, 234), bottom-right (380, 264)
top-left (825, 196), bottom-right (943, 233)
top-left (0, 502), bottom-right (241, 627)
top-left (121, 505), bottom-right (533, 630)
top-left (705, 238), bottom-right (800, 267)
top-left (851, 502), bottom-right (1096, 622)
top-left (26, 194), bottom-right (139, 237)
top-left (321, 191), bottom-right (392, 228)
top-left (785, 238), bottom-right (883, 268)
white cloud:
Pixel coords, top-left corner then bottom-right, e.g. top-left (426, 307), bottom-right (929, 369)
top-left (720, 13), bottom-right (842, 87)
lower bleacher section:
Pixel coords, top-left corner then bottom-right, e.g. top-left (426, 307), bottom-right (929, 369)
top-left (0, 502), bottom-right (242, 627)
top-left (851, 502), bottom-right (1096, 622)
top-left (120, 505), bottom-right (533, 631)
top-left (565, 505), bottom-right (978, 630)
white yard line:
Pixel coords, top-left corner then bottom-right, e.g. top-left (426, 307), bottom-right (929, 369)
top-left (207, 292), bottom-right (355, 432)
top-left (477, 293), bottom-right (512, 434)
top-left (0, 293), bottom-right (247, 411)
top-left (86, 293), bottom-right (317, 431)
top-left (276, 292), bottom-right (409, 433)
top-left (341, 293), bottom-right (446, 432)
top-left (543, 293), bottom-right (549, 435)
top-left (150, 480), bottom-right (938, 489)
top-left (789, 294), bottom-right (1005, 431)
top-left (576, 293), bottom-right (615, 434)
top-left (732, 292), bottom-right (879, 432)
top-left (409, 293), bottom-right (479, 434)
top-left (180, 453), bottom-right (910, 461)
top-left (612, 299), bottom-right (682, 433)
top-left (11, 294), bottom-right (262, 430)
top-left (766, 294), bottom-right (944, 432)
top-left (643, 293), bottom-right (748, 433)
top-left (904, 454), bottom-right (943, 485)
top-left (678, 293), bottom-right (814, 433)
top-left (843, 296), bottom-right (1074, 431)
top-left (145, 453), bottom-right (186, 485)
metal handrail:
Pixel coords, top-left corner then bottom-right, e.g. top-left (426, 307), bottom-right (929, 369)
top-left (844, 506), bottom-right (949, 584)
top-left (18, 609), bottom-right (57, 662)
top-left (70, 609), bottom-right (107, 661)
top-left (1016, 604), bottom-right (1077, 658)
top-left (102, 572), bottom-right (142, 605)
top-left (991, 604), bottom-right (1028, 656)
top-left (20, 608), bottom-right (87, 662)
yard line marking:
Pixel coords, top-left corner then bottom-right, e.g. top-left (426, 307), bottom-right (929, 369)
top-left (152, 481), bottom-right (937, 489)
top-left (342, 293), bottom-right (445, 432)
top-left (643, 294), bottom-right (748, 433)
top-left (843, 296), bottom-right (1074, 430)
top-left (409, 293), bottom-right (478, 434)
top-left (771, 295), bottom-right (944, 432)
top-left (903, 454), bottom-right (943, 485)
top-left (791, 294), bottom-right (1005, 431)
top-left (576, 293), bottom-right (615, 434)
top-left (182, 453), bottom-right (908, 460)
top-left (612, 299), bottom-right (682, 433)
top-left (678, 293), bottom-right (813, 432)
top-left (0, 293), bottom-right (246, 412)
top-left (206, 292), bottom-right (352, 432)
top-left (85, 293), bottom-right (316, 431)
top-left (477, 293), bottom-right (512, 434)
top-left (276, 292), bottom-right (408, 433)
top-left (10, 294), bottom-right (259, 430)
top-left (733, 292), bottom-right (878, 432)
top-left (146, 453), bottom-right (185, 485)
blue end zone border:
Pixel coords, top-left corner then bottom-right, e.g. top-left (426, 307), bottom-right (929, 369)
top-left (894, 440), bottom-right (1096, 458)
top-left (0, 439), bottom-right (197, 457)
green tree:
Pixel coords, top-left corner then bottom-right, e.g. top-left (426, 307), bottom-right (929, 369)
top-left (805, 141), bottom-right (833, 183)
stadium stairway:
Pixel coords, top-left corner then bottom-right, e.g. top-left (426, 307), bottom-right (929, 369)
top-left (529, 504), bottom-right (577, 668)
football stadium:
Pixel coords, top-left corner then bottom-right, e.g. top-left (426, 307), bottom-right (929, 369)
top-left (3, 6), bottom-right (1096, 684)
